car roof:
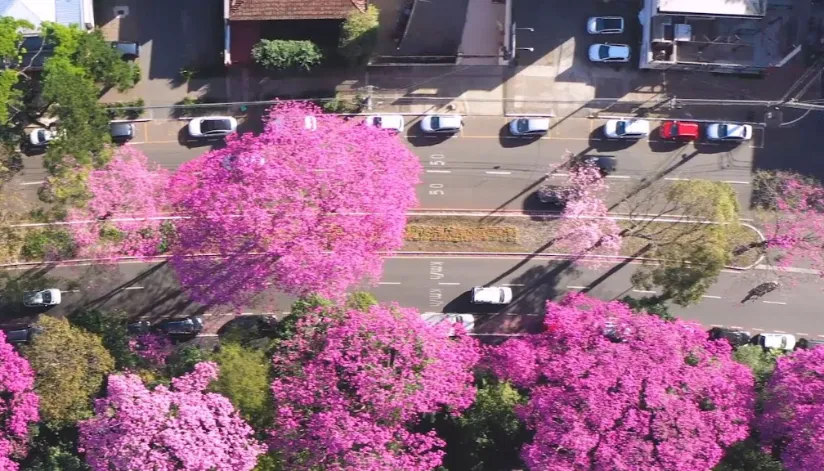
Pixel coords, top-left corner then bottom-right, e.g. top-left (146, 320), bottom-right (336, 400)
top-left (434, 115), bottom-right (461, 126)
top-left (724, 124), bottom-right (748, 136)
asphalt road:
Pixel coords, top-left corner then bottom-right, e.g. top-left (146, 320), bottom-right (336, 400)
top-left (3, 256), bottom-right (820, 340)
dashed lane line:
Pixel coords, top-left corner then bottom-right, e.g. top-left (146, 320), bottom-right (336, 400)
top-left (377, 282), bottom-right (402, 285)
top-left (632, 289), bottom-right (658, 294)
top-left (566, 285), bottom-right (588, 290)
top-left (123, 286), bottom-right (144, 290)
top-left (702, 295), bottom-right (722, 299)
top-left (438, 282), bottom-right (461, 286)
top-left (485, 171), bottom-right (512, 175)
top-left (762, 301), bottom-right (787, 305)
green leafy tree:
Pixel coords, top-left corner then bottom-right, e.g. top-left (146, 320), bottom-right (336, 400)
top-left (733, 344), bottom-right (782, 387)
top-left (621, 295), bottom-right (674, 321)
top-left (0, 17), bottom-right (33, 125)
top-left (21, 424), bottom-right (90, 471)
top-left (714, 438), bottom-right (787, 471)
top-left (630, 180), bottom-right (740, 306)
top-left (165, 344), bottom-right (210, 378)
top-left (74, 29), bottom-right (140, 91)
top-left (211, 343), bottom-right (272, 430)
top-left (339, 6), bottom-right (379, 65)
top-left (346, 290), bottom-right (378, 310)
top-left (251, 39), bottom-right (323, 70)
top-left (23, 316), bottom-right (115, 426)
top-left (68, 309), bottom-right (139, 370)
top-left (433, 379), bottom-right (528, 471)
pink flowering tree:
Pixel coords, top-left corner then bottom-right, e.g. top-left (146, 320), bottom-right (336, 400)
top-left (486, 294), bottom-right (755, 471)
top-left (554, 162), bottom-right (622, 259)
top-left (168, 102), bottom-right (422, 306)
top-left (759, 347), bottom-right (824, 471)
top-left (79, 362), bottom-right (264, 471)
top-left (127, 333), bottom-right (174, 367)
top-left (269, 303), bottom-right (481, 470)
top-left (0, 331), bottom-right (39, 471)
top-left (744, 172), bottom-right (824, 275)
top-left (67, 146), bottom-right (171, 259)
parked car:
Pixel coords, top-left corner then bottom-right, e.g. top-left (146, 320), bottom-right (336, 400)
top-left (580, 155), bottom-right (617, 175)
top-left (110, 122), bottom-right (135, 143)
top-left (509, 117), bottom-right (550, 136)
top-left (603, 319), bottom-right (632, 342)
top-left (188, 116), bottom-right (238, 138)
top-left (3, 326), bottom-right (41, 344)
top-left (28, 128), bottom-right (57, 146)
top-left (157, 316), bottom-right (204, 335)
top-left (706, 123), bottom-right (753, 141)
top-left (303, 115), bottom-right (318, 131)
top-left (796, 337), bottom-right (824, 350)
top-left (588, 43), bottom-right (631, 62)
top-left (604, 119), bottom-right (650, 139)
top-left (471, 286), bottom-right (513, 304)
top-left (537, 185), bottom-right (580, 206)
top-left (659, 120), bottom-right (699, 141)
top-left (757, 333), bottom-right (796, 351)
top-left (708, 327), bottom-right (752, 348)
top-left (587, 17), bottom-right (625, 34)
top-left (364, 114), bottom-right (405, 132)
top-left (420, 313), bottom-right (475, 335)
top-left (420, 115), bottom-right (463, 133)
top-left (111, 41), bottom-right (140, 60)
top-left (23, 289), bottom-right (61, 307)
top-left (127, 320), bottom-right (151, 335)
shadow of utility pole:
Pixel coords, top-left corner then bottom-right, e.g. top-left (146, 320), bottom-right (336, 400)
top-left (609, 150), bottom-right (699, 212)
top-left (581, 244), bottom-right (653, 294)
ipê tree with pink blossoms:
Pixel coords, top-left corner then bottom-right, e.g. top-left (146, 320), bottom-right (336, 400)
top-left (78, 362), bottom-right (264, 471)
top-left (554, 160), bottom-right (622, 258)
top-left (759, 347), bottom-right (824, 471)
top-left (486, 294), bottom-right (756, 471)
top-left (742, 171), bottom-right (824, 275)
top-left (0, 331), bottom-right (40, 471)
top-left (168, 102), bottom-right (422, 306)
top-left (269, 303), bottom-right (481, 471)
top-left (67, 146), bottom-right (171, 259)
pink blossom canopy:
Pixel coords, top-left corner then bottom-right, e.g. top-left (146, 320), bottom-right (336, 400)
top-left (269, 303), bottom-right (481, 471)
top-left (486, 294), bottom-right (755, 471)
top-left (68, 146), bottom-right (171, 259)
top-left (168, 102), bottom-right (422, 306)
top-left (79, 362), bottom-right (264, 471)
top-left (759, 347), bottom-right (824, 471)
top-left (0, 331), bottom-right (39, 471)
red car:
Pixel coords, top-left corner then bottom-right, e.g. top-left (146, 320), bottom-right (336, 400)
top-left (659, 121), bottom-right (699, 141)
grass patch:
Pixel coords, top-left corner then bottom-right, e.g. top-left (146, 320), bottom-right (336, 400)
top-left (405, 224), bottom-right (517, 243)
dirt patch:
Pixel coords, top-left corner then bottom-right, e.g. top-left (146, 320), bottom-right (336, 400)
top-left (402, 215), bottom-right (762, 267)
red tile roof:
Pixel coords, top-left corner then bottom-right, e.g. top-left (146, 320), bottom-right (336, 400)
top-left (230, 0), bottom-right (367, 21)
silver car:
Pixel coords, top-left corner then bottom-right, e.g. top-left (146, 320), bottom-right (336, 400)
top-left (23, 289), bottom-right (62, 307)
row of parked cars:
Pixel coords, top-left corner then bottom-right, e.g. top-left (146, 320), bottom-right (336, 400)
top-left (4, 315), bottom-right (206, 345)
top-left (708, 327), bottom-right (823, 351)
top-left (29, 121), bottom-right (137, 147)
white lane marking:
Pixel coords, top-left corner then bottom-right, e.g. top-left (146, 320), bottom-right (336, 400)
top-left (632, 289), bottom-right (657, 294)
top-left (710, 324), bottom-right (724, 327)
top-left (664, 177), bottom-right (689, 181)
top-left (550, 173), bottom-right (570, 177)
top-left (797, 332), bottom-right (810, 336)
top-left (426, 170), bottom-right (452, 174)
top-left (566, 285), bottom-right (588, 289)
top-left (730, 325), bottom-right (744, 329)
top-left (502, 283), bottom-right (524, 287)
top-left (124, 286), bottom-right (144, 290)
top-left (485, 171), bottom-right (512, 175)
top-left (721, 180), bottom-right (751, 185)
top-left (752, 328), bottom-right (765, 332)
top-left (701, 295), bottom-right (722, 299)
top-left (20, 181), bottom-right (44, 186)
top-left (60, 289), bottom-right (80, 293)
top-left (378, 282), bottom-right (402, 285)
top-left (196, 333), bottom-right (219, 337)
top-left (774, 330), bottom-right (787, 333)
top-left (762, 301), bottom-right (787, 305)
top-left (438, 282), bottom-right (461, 285)
top-left (605, 175), bottom-right (631, 179)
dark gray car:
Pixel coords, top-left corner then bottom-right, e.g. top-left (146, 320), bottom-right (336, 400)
top-left (157, 316), bottom-right (204, 335)
top-left (111, 41), bottom-right (140, 60)
top-left (3, 326), bottom-right (42, 344)
top-left (110, 122), bottom-right (135, 143)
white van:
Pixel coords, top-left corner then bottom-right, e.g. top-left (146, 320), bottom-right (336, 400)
top-left (471, 286), bottom-right (513, 304)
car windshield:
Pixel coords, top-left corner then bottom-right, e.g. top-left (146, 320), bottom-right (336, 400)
top-left (374, 117), bottom-right (383, 126)
top-left (598, 45), bottom-right (611, 60)
top-left (517, 119), bottom-right (530, 133)
top-left (616, 121), bottom-right (626, 135)
top-left (499, 290), bottom-right (505, 303)
top-left (41, 291), bottom-right (51, 303)
top-left (595, 18), bottom-right (604, 30)
top-left (201, 119), bottom-right (230, 133)
top-left (37, 129), bottom-right (47, 141)
top-left (670, 123), bottom-right (679, 135)
top-left (430, 117), bottom-right (440, 129)
top-left (718, 124), bottom-right (728, 137)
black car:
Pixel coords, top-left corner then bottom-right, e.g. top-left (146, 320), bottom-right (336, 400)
top-left (708, 327), bottom-right (752, 348)
top-left (110, 122), bottom-right (135, 143)
top-left (583, 155), bottom-right (617, 175)
top-left (157, 316), bottom-right (204, 335)
top-left (111, 41), bottom-right (140, 60)
top-left (796, 337), bottom-right (824, 350)
top-left (127, 320), bottom-right (151, 335)
top-left (537, 185), bottom-right (581, 206)
top-left (3, 326), bottom-right (42, 344)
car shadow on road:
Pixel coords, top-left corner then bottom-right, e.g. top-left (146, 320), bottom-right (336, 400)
top-left (405, 126), bottom-right (454, 147)
top-left (178, 127), bottom-right (228, 150)
top-left (648, 134), bottom-right (690, 153)
top-left (693, 141), bottom-right (742, 155)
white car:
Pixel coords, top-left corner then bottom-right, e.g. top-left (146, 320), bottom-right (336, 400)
top-left (187, 116), bottom-right (238, 138)
top-left (589, 43), bottom-right (631, 62)
top-left (604, 119), bottom-right (650, 139)
top-left (706, 123), bottom-right (752, 141)
top-left (420, 115), bottom-right (463, 133)
top-left (587, 17), bottom-right (625, 34)
top-left (758, 333), bottom-right (796, 351)
top-left (364, 114), bottom-right (405, 132)
top-left (421, 313), bottom-right (475, 336)
top-left (509, 117), bottom-right (550, 136)
top-left (471, 286), bottom-right (513, 304)
top-left (303, 115), bottom-right (318, 131)
top-left (23, 289), bottom-right (61, 307)
top-left (28, 128), bottom-right (57, 146)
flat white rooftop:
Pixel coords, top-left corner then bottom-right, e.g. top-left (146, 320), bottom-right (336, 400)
top-left (656, 0), bottom-right (766, 17)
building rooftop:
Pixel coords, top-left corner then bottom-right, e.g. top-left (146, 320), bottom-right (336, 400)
top-left (229, 0), bottom-right (367, 21)
top-left (0, 0), bottom-right (87, 30)
top-left (656, 0), bottom-right (766, 17)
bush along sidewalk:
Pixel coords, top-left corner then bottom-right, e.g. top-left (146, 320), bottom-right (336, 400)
top-left (103, 99), bottom-right (146, 120)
